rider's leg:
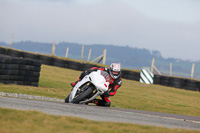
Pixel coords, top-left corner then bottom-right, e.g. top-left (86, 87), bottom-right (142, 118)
top-left (70, 71), bottom-right (86, 87)
top-left (93, 91), bottom-right (111, 107)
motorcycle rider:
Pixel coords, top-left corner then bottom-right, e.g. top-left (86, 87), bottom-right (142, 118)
top-left (71, 63), bottom-right (122, 107)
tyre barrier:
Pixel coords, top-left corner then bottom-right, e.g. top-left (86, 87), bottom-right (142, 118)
top-left (0, 54), bottom-right (41, 87)
top-left (153, 75), bottom-right (199, 92)
top-left (67, 61), bottom-right (83, 71)
top-left (0, 47), bottom-right (7, 55)
top-left (160, 76), bottom-right (170, 86)
top-left (53, 58), bottom-right (68, 68)
top-left (169, 77), bottom-right (185, 89)
top-left (22, 52), bottom-right (39, 60)
top-left (1, 47), bottom-right (200, 92)
top-left (7, 49), bottom-right (23, 57)
top-left (183, 79), bottom-right (198, 91)
top-left (38, 55), bottom-right (54, 65)
top-left (153, 74), bottom-right (161, 84)
top-left (121, 70), bottom-right (140, 81)
top-left (82, 63), bottom-right (98, 71)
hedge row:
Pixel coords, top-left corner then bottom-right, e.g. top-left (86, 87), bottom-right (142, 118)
top-left (0, 46), bottom-right (200, 91)
top-left (0, 54), bottom-right (41, 87)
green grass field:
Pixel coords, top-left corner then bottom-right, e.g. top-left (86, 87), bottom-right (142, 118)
top-left (0, 64), bottom-right (200, 132)
top-left (1, 108), bottom-right (199, 133)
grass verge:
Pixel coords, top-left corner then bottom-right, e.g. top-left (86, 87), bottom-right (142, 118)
top-left (0, 108), bottom-right (199, 133)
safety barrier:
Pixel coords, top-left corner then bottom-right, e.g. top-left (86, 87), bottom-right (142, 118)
top-left (0, 54), bottom-right (41, 87)
top-left (0, 46), bottom-right (200, 92)
top-left (140, 69), bottom-right (154, 84)
top-left (153, 74), bottom-right (200, 91)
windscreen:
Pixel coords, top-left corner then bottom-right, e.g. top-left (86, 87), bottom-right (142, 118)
top-left (100, 71), bottom-right (113, 83)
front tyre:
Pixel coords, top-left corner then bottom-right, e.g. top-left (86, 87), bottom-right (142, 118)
top-left (71, 87), bottom-right (93, 104)
top-left (65, 95), bottom-right (70, 103)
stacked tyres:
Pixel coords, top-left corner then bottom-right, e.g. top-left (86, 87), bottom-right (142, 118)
top-left (53, 58), bottom-right (67, 68)
top-left (0, 47), bottom-right (7, 55)
top-left (38, 55), bottom-right (54, 65)
top-left (168, 77), bottom-right (185, 89)
top-left (183, 79), bottom-right (198, 91)
top-left (7, 49), bottom-right (23, 57)
top-left (82, 63), bottom-right (98, 71)
top-left (0, 55), bottom-right (41, 87)
top-left (0, 55), bottom-right (10, 84)
top-left (22, 52), bottom-right (39, 61)
top-left (121, 70), bottom-right (140, 81)
top-left (67, 61), bottom-right (83, 71)
top-left (153, 75), bottom-right (161, 84)
top-left (198, 82), bottom-right (200, 92)
top-left (160, 76), bottom-right (170, 86)
top-left (24, 58), bottom-right (41, 87)
top-left (121, 70), bottom-right (128, 79)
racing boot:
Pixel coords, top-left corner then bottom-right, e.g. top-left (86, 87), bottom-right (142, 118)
top-left (93, 99), bottom-right (99, 106)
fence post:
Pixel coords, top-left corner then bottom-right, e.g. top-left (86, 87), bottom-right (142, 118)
top-left (81, 45), bottom-right (84, 61)
top-left (87, 48), bottom-right (92, 61)
top-left (151, 58), bottom-right (155, 73)
top-left (91, 49), bottom-right (107, 64)
top-left (10, 33), bottom-right (14, 48)
top-left (170, 62), bottom-right (172, 76)
top-left (102, 49), bottom-right (107, 64)
top-left (51, 40), bottom-right (56, 56)
top-left (191, 63), bottom-right (195, 78)
top-left (65, 48), bottom-right (69, 58)
top-left (150, 58), bottom-right (161, 75)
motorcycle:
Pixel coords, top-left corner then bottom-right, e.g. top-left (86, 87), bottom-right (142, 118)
top-left (65, 70), bottom-right (111, 104)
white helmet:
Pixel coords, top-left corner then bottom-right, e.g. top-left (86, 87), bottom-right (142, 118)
top-left (109, 63), bottom-right (121, 79)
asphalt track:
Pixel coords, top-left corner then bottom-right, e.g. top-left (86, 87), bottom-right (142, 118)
top-left (0, 96), bottom-right (200, 130)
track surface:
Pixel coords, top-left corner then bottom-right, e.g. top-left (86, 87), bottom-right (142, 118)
top-left (0, 96), bottom-right (200, 130)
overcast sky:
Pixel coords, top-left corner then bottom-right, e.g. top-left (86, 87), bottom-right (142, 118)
top-left (0, 0), bottom-right (200, 61)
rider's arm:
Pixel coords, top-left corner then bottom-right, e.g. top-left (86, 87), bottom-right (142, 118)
top-left (109, 79), bottom-right (122, 96)
top-left (90, 67), bottom-right (106, 71)
top-left (80, 67), bottom-right (105, 79)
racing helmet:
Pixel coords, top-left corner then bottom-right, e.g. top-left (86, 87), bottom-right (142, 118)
top-left (109, 63), bottom-right (121, 79)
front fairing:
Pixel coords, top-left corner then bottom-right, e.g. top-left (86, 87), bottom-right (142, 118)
top-left (69, 70), bottom-right (109, 103)
top-left (89, 70), bottom-right (109, 92)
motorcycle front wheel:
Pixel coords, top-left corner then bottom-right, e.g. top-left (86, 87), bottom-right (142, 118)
top-left (65, 95), bottom-right (70, 103)
top-left (71, 87), bottom-right (93, 104)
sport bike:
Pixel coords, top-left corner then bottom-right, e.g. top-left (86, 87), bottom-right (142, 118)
top-left (65, 70), bottom-right (111, 104)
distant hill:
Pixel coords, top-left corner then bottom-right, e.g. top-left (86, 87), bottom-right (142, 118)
top-left (1, 41), bottom-right (200, 79)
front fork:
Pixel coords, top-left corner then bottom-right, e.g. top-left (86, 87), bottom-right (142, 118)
top-left (79, 90), bottom-right (104, 104)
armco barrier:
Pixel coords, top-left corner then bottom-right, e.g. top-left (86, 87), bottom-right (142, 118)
top-left (0, 54), bottom-right (41, 87)
top-left (0, 46), bottom-right (200, 92)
